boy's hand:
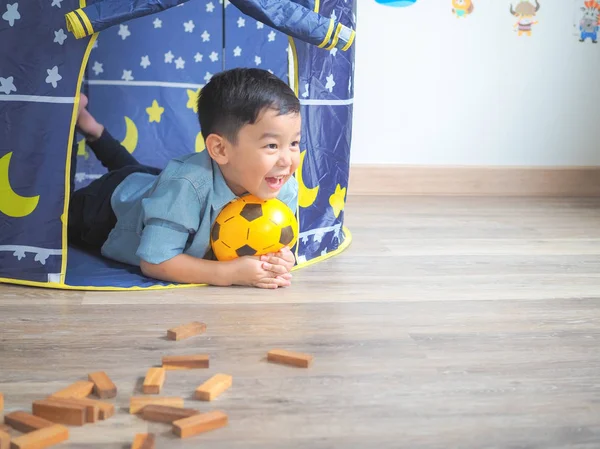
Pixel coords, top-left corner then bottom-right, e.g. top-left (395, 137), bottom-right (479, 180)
top-left (227, 256), bottom-right (292, 289)
top-left (260, 246), bottom-right (295, 275)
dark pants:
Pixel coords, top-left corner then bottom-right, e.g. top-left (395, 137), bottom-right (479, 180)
top-left (68, 130), bottom-right (161, 250)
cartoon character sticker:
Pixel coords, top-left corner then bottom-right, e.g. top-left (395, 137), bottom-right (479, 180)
top-left (452, 0), bottom-right (474, 18)
top-left (576, 0), bottom-right (600, 43)
top-left (510, 0), bottom-right (540, 36)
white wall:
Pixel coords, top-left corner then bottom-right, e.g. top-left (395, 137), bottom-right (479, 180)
top-left (351, 0), bottom-right (600, 166)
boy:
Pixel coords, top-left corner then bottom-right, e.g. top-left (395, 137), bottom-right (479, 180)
top-left (69, 68), bottom-right (300, 289)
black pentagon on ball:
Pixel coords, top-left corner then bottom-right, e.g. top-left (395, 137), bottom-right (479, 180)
top-left (279, 225), bottom-right (294, 246)
top-left (239, 203), bottom-right (263, 222)
top-left (236, 244), bottom-right (257, 257)
top-left (211, 222), bottom-right (220, 242)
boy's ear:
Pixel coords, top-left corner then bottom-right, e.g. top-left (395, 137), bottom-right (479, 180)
top-left (205, 134), bottom-right (229, 164)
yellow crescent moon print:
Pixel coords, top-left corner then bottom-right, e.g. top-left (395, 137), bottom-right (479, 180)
top-left (0, 152), bottom-right (40, 218)
top-left (76, 139), bottom-right (89, 160)
top-left (120, 116), bottom-right (138, 154)
top-left (297, 150), bottom-right (319, 208)
top-left (195, 132), bottom-right (205, 152)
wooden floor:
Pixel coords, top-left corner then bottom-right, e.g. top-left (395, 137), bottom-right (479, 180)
top-left (1, 196), bottom-right (600, 448)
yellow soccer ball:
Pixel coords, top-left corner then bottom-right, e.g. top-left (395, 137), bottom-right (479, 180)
top-left (210, 194), bottom-right (298, 261)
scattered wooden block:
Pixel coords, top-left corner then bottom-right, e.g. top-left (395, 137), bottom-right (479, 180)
top-left (131, 433), bottom-right (155, 449)
top-left (0, 425), bottom-right (11, 434)
top-left (50, 381), bottom-right (94, 399)
top-left (4, 412), bottom-right (55, 433)
top-left (87, 371), bottom-right (117, 399)
top-left (140, 405), bottom-right (199, 424)
top-left (194, 374), bottom-right (232, 401)
top-left (267, 349), bottom-right (313, 368)
top-left (172, 411), bottom-right (228, 439)
top-left (32, 399), bottom-right (86, 426)
top-left (142, 368), bottom-right (165, 395)
top-left (44, 397), bottom-right (104, 423)
top-left (0, 428), bottom-right (9, 449)
top-left (167, 322), bottom-right (206, 341)
top-left (0, 393), bottom-right (3, 413)
top-left (162, 355), bottom-right (209, 370)
top-left (129, 397), bottom-right (184, 414)
top-left (9, 424), bottom-right (68, 449)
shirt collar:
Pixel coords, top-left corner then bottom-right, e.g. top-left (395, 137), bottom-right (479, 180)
top-left (210, 157), bottom-right (237, 210)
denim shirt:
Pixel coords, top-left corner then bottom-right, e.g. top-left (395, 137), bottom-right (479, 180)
top-left (101, 151), bottom-right (298, 266)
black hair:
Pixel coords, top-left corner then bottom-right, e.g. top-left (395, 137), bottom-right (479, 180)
top-left (197, 68), bottom-right (300, 144)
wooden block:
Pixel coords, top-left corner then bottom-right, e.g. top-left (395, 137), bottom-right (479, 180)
top-left (172, 411), bottom-right (228, 439)
top-left (167, 322), bottom-right (206, 341)
top-left (4, 412), bottom-right (55, 433)
top-left (194, 374), bottom-right (232, 401)
top-left (140, 405), bottom-right (199, 424)
top-left (142, 368), bottom-right (165, 395)
top-left (0, 393), bottom-right (3, 413)
top-left (0, 425), bottom-right (11, 434)
top-left (0, 429), bottom-right (9, 449)
top-left (9, 424), bottom-right (68, 449)
top-left (129, 397), bottom-right (184, 414)
top-left (50, 381), bottom-right (94, 399)
top-left (32, 400), bottom-right (86, 426)
top-left (267, 349), bottom-right (313, 368)
top-left (162, 355), bottom-right (209, 370)
top-left (131, 433), bottom-right (155, 449)
top-left (87, 371), bottom-right (117, 399)
top-left (57, 398), bottom-right (114, 420)
top-left (43, 398), bottom-right (99, 423)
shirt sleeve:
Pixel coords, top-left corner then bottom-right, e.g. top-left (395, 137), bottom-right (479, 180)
top-left (136, 178), bottom-right (205, 265)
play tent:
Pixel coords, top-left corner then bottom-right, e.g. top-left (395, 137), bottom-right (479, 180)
top-left (0, 0), bottom-right (356, 290)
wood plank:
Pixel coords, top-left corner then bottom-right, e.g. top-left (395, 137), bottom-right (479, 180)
top-left (9, 425), bottom-right (68, 449)
top-left (172, 411), bottom-right (228, 439)
top-left (32, 400), bottom-right (86, 426)
top-left (166, 322), bottom-right (206, 341)
top-left (267, 349), bottom-right (313, 368)
top-left (131, 433), bottom-right (154, 449)
top-left (129, 397), bottom-right (184, 414)
top-left (194, 374), bottom-right (232, 401)
top-left (142, 368), bottom-right (165, 394)
top-left (161, 355), bottom-right (209, 370)
top-left (87, 371), bottom-right (117, 399)
top-left (50, 381), bottom-right (93, 399)
top-left (43, 397), bottom-right (104, 423)
top-left (4, 412), bottom-right (54, 433)
top-left (140, 405), bottom-right (199, 423)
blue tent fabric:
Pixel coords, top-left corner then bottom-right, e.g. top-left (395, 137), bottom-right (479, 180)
top-left (0, 0), bottom-right (355, 289)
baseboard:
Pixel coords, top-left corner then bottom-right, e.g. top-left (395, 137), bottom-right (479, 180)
top-left (348, 165), bottom-right (600, 196)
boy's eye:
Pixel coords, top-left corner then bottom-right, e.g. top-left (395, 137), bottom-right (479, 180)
top-left (266, 143), bottom-right (278, 150)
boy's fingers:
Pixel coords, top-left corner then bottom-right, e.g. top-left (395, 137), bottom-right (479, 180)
top-left (262, 262), bottom-right (287, 275)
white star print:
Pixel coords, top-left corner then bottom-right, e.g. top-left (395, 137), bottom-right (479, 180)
top-left (302, 83), bottom-right (309, 98)
top-left (237, 17), bottom-right (245, 27)
top-left (45, 66), bottom-right (62, 88)
top-left (175, 57), bottom-right (185, 69)
top-left (201, 30), bottom-right (210, 42)
top-left (153, 18), bottom-right (162, 28)
top-left (331, 9), bottom-right (337, 21)
top-left (140, 55), bottom-right (151, 69)
top-left (2, 3), bottom-right (20, 27)
top-left (51, 0), bottom-right (63, 7)
top-left (122, 70), bottom-right (134, 81)
top-left (325, 74), bottom-right (335, 92)
top-left (209, 51), bottom-right (219, 62)
top-left (256, 21), bottom-right (264, 29)
top-left (164, 51), bottom-right (174, 63)
top-left (330, 47), bottom-right (338, 57)
top-left (91, 61), bottom-right (103, 76)
top-left (204, 72), bottom-right (213, 83)
top-left (118, 24), bottom-right (130, 40)
top-left (254, 55), bottom-right (262, 66)
top-left (206, 2), bottom-right (215, 12)
top-left (194, 52), bottom-right (203, 62)
top-left (233, 46), bottom-right (242, 57)
top-left (92, 39), bottom-right (98, 49)
top-left (54, 29), bottom-right (67, 45)
top-left (268, 31), bottom-right (276, 42)
top-left (184, 20), bottom-right (195, 33)
top-left (0, 76), bottom-right (17, 95)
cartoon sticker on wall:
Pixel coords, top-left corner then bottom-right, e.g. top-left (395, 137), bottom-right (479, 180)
top-left (510, 0), bottom-right (540, 36)
top-left (574, 0), bottom-right (599, 43)
top-left (452, 0), bottom-right (474, 18)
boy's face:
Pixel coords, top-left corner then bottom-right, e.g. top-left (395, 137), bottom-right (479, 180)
top-left (218, 109), bottom-right (301, 200)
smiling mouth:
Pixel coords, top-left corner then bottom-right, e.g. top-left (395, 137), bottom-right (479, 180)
top-left (265, 175), bottom-right (287, 190)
